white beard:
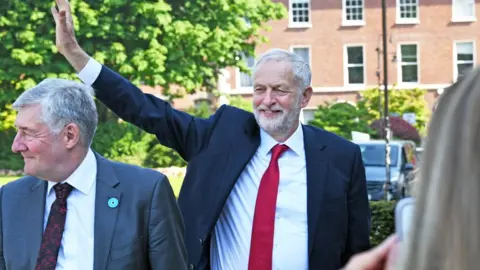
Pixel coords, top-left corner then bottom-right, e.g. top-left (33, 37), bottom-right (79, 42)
top-left (253, 99), bottom-right (301, 138)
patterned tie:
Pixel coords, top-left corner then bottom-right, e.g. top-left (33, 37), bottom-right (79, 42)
top-left (35, 183), bottom-right (74, 270)
top-left (248, 144), bottom-right (289, 270)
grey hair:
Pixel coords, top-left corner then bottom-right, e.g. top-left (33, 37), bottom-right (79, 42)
top-left (12, 78), bottom-right (98, 147)
top-left (253, 48), bottom-right (312, 92)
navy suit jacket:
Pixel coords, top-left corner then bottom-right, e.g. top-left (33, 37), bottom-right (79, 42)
top-left (92, 65), bottom-right (371, 270)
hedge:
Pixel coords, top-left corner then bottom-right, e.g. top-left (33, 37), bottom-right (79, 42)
top-left (369, 200), bottom-right (396, 246)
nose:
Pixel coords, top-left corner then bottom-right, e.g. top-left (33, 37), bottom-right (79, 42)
top-left (261, 89), bottom-right (276, 106)
top-left (11, 133), bottom-right (27, 153)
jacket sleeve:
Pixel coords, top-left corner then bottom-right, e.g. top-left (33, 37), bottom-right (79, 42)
top-left (148, 175), bottom-right (188, 270)
top-left (341, 145), bottom-right (371, 266)
top-left (92, 65), bottom-right (226, 161)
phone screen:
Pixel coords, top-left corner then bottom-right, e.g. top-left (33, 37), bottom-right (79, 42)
top-left (395, 198), bottom-right (415, 241)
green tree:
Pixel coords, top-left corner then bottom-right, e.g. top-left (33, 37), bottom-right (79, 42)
top-left (309, 102), bottom-right (375, 140)
top-left (308, 88), bottom-right (430, 140)
top-left (357, 88), bottom-right (430, 134)
top-left (0, 0), bottom-right (285, 169)
top-left (185, 100), bottom-right (213, 119)
top-left (0, 0), bottom-right (286, 129)
top-left (226, 95), bottom-right (253, 112)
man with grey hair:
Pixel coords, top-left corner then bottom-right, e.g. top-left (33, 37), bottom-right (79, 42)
top-left (0, 78), bottom-right (188, 269)
top-left (51, 0), bottom-right (370, 269)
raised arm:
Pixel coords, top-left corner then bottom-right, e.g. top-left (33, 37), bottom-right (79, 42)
top-left (51, 0), bottom-right (222, 160)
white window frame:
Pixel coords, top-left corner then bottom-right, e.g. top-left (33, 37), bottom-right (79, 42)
top-left (235, 54), bottom-right (255, 91)
top-left (290, 45), bottom-right (312, 69)
top-left (452, 0), bottom-right (476, 22)
top-left (289, 0), bottom-right (312, 28)
top-left (343, 44), bottom-right (366, 86)
top-left (342, 0), bottom-right (366, 26)
top-left (396, 0), bottom-right (420, 24)
top-left (453, 40), bottom-right (476, 80)
top-left (397, 42), bottom-right (420, 85)
top-left (300, 107), bottom-right (317, 124)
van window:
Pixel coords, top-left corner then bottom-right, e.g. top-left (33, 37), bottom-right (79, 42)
top-left (358, 144), bottom-right (399, 167)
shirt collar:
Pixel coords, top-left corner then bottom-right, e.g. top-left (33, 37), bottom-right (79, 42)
top-left (47, 149), bottom-right (97, 196)
top-left (258, 123), bottom-right (305, 157)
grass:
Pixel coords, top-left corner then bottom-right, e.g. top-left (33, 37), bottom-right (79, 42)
top-left (0, 176), bottom-right (18, 186)
top-left (0, 175), bottom-right (184, 197)
top-left (168, 176), bottom-right (183, 197)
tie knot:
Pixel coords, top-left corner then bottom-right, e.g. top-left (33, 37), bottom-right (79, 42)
top-left (53, 183), bottom-right (73, 200)
top-left (270, 144), bottom-right (289, 161)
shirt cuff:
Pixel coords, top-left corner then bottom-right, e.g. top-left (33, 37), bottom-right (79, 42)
top-left (77, 57), bottom-right (102, 86)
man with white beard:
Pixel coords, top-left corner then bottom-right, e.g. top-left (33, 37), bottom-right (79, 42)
top-left (52, 1), bottom-right (371, 269)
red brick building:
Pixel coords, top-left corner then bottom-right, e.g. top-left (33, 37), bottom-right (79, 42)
top-left (155, 0), bottom-right (479, 124)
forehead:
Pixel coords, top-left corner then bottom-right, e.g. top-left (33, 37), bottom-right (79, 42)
top-left (253, 60), bottom-right (295, 87)
top-left (14, 104), bottom-right (44, 129)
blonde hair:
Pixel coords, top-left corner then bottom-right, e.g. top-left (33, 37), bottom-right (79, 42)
top-left (398, 68), bottom-right (480, 270)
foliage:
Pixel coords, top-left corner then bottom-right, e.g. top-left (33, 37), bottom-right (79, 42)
top-left (308, 87), bottom-right (429, 140)
top-left (91, 120), bottom-right (151, 165)
top-left (369, 200), bottom-right (396, 247)
top-left (370, 116), bottom-right (421, 144)
top-left (227, 95), bottom-right (253, 112)
top-left (0, 0), bottom-right (286, 130)
top-left (309, 102), bottom-right (375, 139)
top-left (185, 100), bottom-right (213, 119)
top-left (143, 141), bottom-right (187, 168)
top-left (0, 129), bottom-right (24, 171)
top-left (357, 88), bottom-right (430, 135)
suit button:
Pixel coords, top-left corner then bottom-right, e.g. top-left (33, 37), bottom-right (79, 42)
top-left (199, 238), bottom-right (203, 245)
top-left (189, 264), bottom-right (194, 270)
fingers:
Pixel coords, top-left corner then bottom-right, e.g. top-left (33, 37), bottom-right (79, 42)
top-left (385, 240), bottom-right (400, 270)
top-left (51, 6), bottom-right (59, 24)
top-left (55, 0), bottom-right (71, 12)
top-left (370, 234), bottom-right (398, 258)
top-left (343, 235), bottom-right (398, 270)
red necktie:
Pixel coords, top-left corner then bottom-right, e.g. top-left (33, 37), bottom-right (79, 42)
top-left (35, 183), bottom-right (73, 270)
top-left (248, 144), bottom-right (289, 270)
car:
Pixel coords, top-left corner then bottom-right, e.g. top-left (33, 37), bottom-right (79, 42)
top-left (353, 140), bottom-right (417, 201)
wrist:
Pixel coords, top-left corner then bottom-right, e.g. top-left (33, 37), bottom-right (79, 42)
top-left (63, 44), bottom-right (90, 73)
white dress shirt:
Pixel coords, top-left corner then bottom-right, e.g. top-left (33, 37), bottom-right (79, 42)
top-left (44, 149), bottom-right (97, 270)
top-left (76, 58), bottom-right (308, 269)
top-left (210, 124), bottom-right (308, 270)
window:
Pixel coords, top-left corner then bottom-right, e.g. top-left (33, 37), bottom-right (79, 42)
top-left (292, 47), bottom-right (311, 66)
top-left (398, 44), bottom-right (418, 83)
top-left (397, 0), bottom-right (419, 23)
top-left (452, 0), bottom-right (475, 21)
top-left (239, 55), bottom-right (255, 88)
top-left (301, 108), bottom-right (316, 124)
top-left (345, 45), bottom-right (365, 85)
top-left (358, 144), bottom-right (399, 167)
top-left (289, 0), bottom-right (311, 27)
top-left (343, 0), bottom-right (365, 25)
top-left (454, 41), bottom-right (475, 80)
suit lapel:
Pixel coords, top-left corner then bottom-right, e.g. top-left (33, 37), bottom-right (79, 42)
top-left (93, 154), bottom-right (121, 270)
top-left (22, 180), bottom-right (47, 265)
top-left (302, 126), bottom-right (329, 255)
top-left (214, 117), bottom-right (260, 223)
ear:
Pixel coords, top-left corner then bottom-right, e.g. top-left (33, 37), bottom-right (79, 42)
top-left (63, 123), bottom-right (81, 149)
top-left (300, 86), bottom-right (313, 108)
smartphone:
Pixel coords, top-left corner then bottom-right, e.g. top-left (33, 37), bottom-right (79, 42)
top-left (395, 197), bottom-right (415, 241)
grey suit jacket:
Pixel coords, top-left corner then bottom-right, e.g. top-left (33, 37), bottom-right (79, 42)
top-left (0, 153), bottom-right (188, 270)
